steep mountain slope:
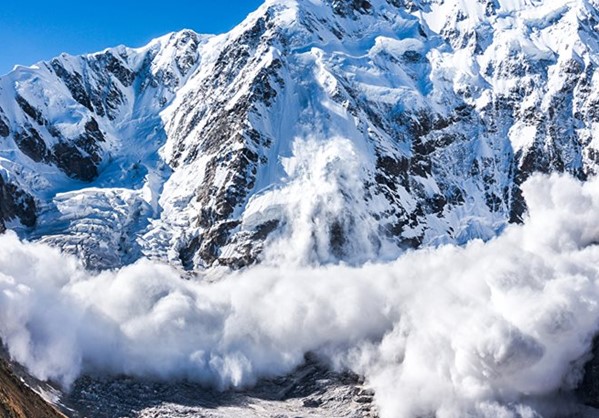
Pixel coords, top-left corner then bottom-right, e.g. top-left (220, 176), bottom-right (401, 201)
top-left (1, 0), bottom-right (599, 271)
top-left (0, 30), bottom-right (209, 268)
top-left (0, 359), bottom-right (65, 418)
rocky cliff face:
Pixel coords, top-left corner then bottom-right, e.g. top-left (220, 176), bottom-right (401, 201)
top-left (1, 0), bottom-right (599, 270)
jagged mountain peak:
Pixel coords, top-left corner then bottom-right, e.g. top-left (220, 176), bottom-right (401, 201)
top-left (235, 0), bottom-right (413, 37)
top-left (0, 0), bottom-right (598, 270)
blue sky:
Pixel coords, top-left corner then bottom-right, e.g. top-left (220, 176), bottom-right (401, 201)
top-left (0, 0), bottom-right (264, 76)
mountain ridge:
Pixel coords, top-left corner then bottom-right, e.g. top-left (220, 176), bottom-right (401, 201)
top-left (0, 0), bottom-right (598, 271)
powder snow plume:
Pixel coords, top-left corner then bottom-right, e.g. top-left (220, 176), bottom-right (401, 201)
top-left (2, 173), bottom-right (599, 417)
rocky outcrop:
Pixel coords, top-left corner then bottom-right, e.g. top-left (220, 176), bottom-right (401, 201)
top-left (0, 0), bottom-right (598, 269)
top-left (63, 354), bottom-right (376, 418)
top-left (0, 175), bottom-right (36, 232)
top-left (0, 359), bottom-right (65, 418)
top-left (0, 109), bottom-right (9, 138)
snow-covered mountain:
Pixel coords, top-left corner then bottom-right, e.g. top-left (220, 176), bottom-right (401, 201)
top-left (1, 0), bottom-right (599, 271)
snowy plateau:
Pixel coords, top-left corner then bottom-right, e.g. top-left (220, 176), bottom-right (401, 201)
top-left (2, 0), bottom-right (599, 417)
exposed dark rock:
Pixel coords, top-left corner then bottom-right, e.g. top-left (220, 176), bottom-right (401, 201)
top-left (84, 118), bottom-right (105, 142)
top-left (250, 59), bottom-right (284, 106)
top-left (198, 221), bottom-right (241, 267)
top-left (52, 142), bottom-right (99, 182)
top-left (71, 118), bottom-right (105, 165)
top-left (15, 94), bottom-right (46, 126)
top-left (50, 60), bottom-right (94, 112)
top-left (578, 336), bottom-right (599, 408)
top-left (377, 156), bottom-right (409, 180)
top-left (329, 219), bottom-right (347, 258)
top-left (173, 31), bottom-right (201, 76)
top-left (14, 118), bottom-right (102, 181)
top-left (253, 220), bottom-right (280, 241)
top-left (14, 128), bottom-right (51, 163)
top-left (0, 175), bottom-right (37, 229)
top-left (332, 0), bottom-right (372, 16)
top-left (0, 118), bottom-right (9, 138)
top-left (388, 0), bottom-right (421, 13)
top-left (178, 236), bottom-right (201, 271)
top-left (94, 52), bottom-right (135, 87)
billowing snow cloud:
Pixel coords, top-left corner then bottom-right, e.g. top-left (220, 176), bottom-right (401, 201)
top-left (2, 173), bottom-right (599, 417)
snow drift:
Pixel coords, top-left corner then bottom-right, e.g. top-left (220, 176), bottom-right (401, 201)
top-left (1, 173), bottom-right (599, 417)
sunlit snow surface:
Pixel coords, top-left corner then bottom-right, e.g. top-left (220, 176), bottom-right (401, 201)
top-left (1, 0), bottom-right (598, 270)
top-left (1, 174), bottom-right (599, 418)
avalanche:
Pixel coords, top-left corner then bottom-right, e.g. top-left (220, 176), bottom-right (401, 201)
top-left (1, 0), bottom-right (599, 417)
top-left (1, 174), bottom-right (599, 418)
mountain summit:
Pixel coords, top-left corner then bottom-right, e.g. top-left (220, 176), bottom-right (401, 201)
top-left (0, 0), bottom-right (598, 270)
